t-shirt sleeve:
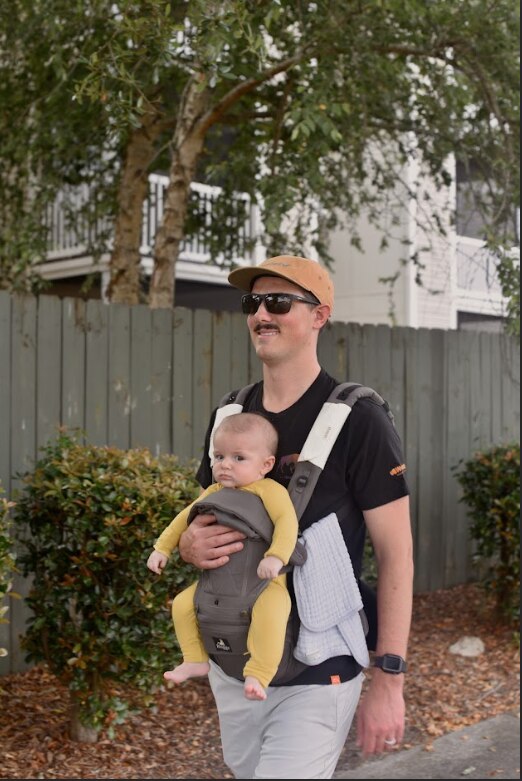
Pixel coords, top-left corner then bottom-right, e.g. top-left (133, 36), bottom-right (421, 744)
top-left (346, 398), bottom-right (409, 511)
top-left (195, 408), bottom-right (217, 489)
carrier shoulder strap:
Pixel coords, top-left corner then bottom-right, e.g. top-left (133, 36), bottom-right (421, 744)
top-left (287, 382), bottom-right (394, 520)
top-left (212, 381), bottom-right (394, 521)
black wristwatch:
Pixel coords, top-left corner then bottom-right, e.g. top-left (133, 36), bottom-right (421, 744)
top-left (372, 654), bottom-right (408, 674)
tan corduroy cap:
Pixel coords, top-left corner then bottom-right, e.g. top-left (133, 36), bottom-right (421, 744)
top-left (228, 255), bottom-right (334, 312)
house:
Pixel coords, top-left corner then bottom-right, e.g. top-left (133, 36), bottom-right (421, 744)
top-left (38, 159), bottom-right (517, 329)
top-left (328, 155), bottom-right (516, 331)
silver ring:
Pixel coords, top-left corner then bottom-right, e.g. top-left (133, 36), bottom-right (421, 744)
top-left (384, 738), bottom-right (397, 746)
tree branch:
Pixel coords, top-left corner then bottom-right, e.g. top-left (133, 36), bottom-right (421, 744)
top-left (196, 53), bottom-right (304, 135)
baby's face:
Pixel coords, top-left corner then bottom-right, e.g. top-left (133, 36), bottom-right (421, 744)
top-left (211, 430), bottom-right (275, 488)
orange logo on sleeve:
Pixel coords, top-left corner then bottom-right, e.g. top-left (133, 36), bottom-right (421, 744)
top-left (390, 463), bottom-right (407, 477)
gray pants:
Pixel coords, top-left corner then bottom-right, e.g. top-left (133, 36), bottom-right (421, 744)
top-left (208, 660), bottom-right (364, 779)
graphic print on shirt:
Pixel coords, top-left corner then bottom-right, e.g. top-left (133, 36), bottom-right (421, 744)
top-left (274, 453), bottom-right (299, 482)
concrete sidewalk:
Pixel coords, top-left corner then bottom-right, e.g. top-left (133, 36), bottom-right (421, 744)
top-left (334, 710), bottom-right (520, 780)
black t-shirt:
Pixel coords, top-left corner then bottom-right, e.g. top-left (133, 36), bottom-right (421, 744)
top-left (196, 369), bottom-right (409, 685)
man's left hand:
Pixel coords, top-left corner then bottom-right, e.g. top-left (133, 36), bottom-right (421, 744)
top-left (355, 670), bottom-right (405, 755)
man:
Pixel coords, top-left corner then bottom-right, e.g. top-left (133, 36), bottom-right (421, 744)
top-left (179, 255), bottom-right (414, 779)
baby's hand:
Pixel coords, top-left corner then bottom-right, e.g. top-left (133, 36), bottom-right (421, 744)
top-left (257, 555), bottom-right (283, 580)
top-left (147, 550), bottom-right (168, 574)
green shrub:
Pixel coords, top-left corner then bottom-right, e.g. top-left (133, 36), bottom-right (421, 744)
top-left (453, 443), bottom-right (520, 627)
top-left (0, 486), bottom-right (16, 659)
top-left (13, 430), bottom-right (200, 739)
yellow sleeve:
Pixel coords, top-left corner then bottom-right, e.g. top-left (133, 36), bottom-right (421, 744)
top-left (247, 480), bottom-right (298, 565)
top-left (153, 484), bottom-right (220, 557)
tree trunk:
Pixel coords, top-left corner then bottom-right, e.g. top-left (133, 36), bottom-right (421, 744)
top-left (69, 693), bottom-right (99, 743)
top-left (149, 79), bottom-right (211, 309)
top-left (108, 105), bottom-right (165, 305)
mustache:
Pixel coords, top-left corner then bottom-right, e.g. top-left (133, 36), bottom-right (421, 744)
top-left (253, 323), bottom-right (280, 333)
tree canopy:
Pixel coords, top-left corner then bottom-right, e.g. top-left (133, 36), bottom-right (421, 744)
top-left (1, 0), bottom-right (519, 319)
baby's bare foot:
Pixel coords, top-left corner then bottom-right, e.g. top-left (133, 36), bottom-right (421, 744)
top-left (164, 661), bottom-right (210, 684)
top-left (244, 675), bottom-right (267, 701)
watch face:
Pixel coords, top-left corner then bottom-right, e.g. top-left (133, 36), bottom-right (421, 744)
top-left (384, 655), bottom-right (402, 672)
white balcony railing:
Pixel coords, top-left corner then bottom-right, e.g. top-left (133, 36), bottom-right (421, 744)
top-left (44, 174), bottom-right (261, 268)
top-left (44, 182), bottom-right (109, 260)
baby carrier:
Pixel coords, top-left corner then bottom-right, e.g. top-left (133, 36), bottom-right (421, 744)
top-left (192, 382), bottom-right (394, 684)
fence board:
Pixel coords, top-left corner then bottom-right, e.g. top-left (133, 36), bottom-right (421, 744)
top-left (322, 321), bottom-right (350, 380)
top-left (415, 329), bottom-right (445, 591)
top-left (192, 309), bottom-right (213, 461)
top-left (390, 327), bottom-right (406, 443)
top-left (172, 308), bottom-right (194, 461)
top-left (501, 334), bottom-right (520, 442)
top-left (247, 331), bottom-right (262, 385)
top-left (36, 297), bottom-right (62, 453)
top-left (345, 323), bottom-right (365, 383)
top-left (85, 300), bottom-right (109, 446)
top-left (402, 327), bottom-right (419, 561)
top-left (490, 334), bottom-right (503, 442)
top-left (108, 304), bottom-right (131, 448)
top-left (61, 298), bottom-right (86, 433)
top-left (130, 306), bottom-right (153, 449)
top-left (458, 331), bottom-right (476, 583)
top-left (332, 322), bottom-right (349, 381)
top-left (150, 308), bottom-right (173, 457)
top-left (478, 332), bottom-right (493, 446)
top-left (444, 331), bottom-right (473, 586)
top-left (230, 313), bottom-right (251, 392)
top-left (368, 325), bottom-right (393, 401)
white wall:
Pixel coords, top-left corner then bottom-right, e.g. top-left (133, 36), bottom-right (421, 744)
top-left (328, 209), bottom-right (411, 326)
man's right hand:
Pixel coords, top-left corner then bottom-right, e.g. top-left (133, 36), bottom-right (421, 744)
top-left (178, 513), bottom-right (245, 569)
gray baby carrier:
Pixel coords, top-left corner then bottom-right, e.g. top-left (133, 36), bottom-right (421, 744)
top-left (192, 382), bottom-right (394, 684)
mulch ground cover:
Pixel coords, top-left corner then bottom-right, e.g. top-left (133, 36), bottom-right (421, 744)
top-left (1, 582), bottom-right (519, 779)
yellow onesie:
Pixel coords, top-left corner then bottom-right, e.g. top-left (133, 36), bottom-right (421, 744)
top-left (154, 478), bottom-right (298, 688)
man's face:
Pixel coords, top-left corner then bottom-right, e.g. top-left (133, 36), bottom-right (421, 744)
top-left (247, 276), bottom-right (322, 364)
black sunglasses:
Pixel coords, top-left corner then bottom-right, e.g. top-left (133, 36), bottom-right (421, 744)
top-left (241, 292), bottom-right (320, 315)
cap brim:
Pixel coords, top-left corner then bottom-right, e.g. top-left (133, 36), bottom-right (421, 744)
top-left (228, 266), bottom-right (301, 293)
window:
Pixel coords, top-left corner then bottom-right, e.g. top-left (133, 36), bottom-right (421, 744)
top-left (456, 160), bottom-right (519, 244)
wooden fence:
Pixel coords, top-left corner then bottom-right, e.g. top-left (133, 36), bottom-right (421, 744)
top-left (0, 291), bottom-right (520, 672)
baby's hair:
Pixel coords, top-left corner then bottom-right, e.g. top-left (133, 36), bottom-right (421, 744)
top-left (214, 412), bottom-right (278, 455)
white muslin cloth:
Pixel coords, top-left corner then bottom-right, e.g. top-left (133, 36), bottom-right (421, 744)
top-left (293, 512), bottom-right (370, 668)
